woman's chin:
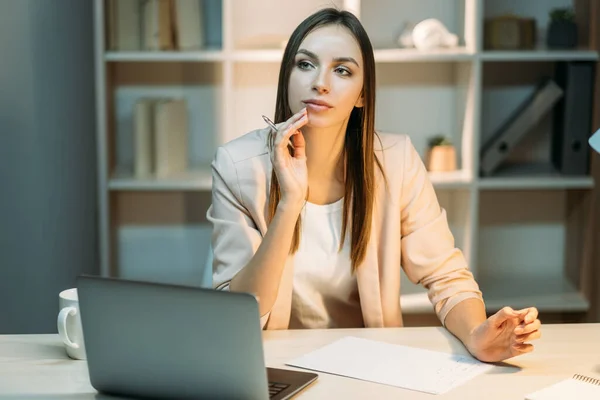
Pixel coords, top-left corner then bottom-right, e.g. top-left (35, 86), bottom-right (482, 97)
top-left (304, 115), bottom-right (335, 129)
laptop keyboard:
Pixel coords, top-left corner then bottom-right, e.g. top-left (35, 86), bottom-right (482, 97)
top-left (268, 381), bottom-right (290, 398)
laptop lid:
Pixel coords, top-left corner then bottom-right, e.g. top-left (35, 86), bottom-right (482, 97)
top-left (77, 275), bottom-right (270, 399)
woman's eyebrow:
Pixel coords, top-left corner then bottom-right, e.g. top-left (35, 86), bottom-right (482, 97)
top-left (296, 48), bottom-right (360, 67)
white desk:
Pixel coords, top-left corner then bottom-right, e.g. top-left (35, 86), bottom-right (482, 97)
top-left (1, 324), bottom-right (599, 399)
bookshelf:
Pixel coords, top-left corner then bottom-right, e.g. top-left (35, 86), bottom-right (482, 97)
top-left (94, 0), bottom-right (598, 316)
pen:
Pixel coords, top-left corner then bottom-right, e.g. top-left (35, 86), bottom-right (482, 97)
top-left (262, 115), bottom-right (295, 152)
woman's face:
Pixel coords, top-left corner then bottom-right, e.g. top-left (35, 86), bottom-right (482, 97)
top-left (288, 24), bottom-right (364, 129)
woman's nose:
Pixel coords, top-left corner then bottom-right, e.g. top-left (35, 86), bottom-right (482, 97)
top-left (312, 71), bottom-right (330, 94)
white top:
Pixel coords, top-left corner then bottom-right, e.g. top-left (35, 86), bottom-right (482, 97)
top-left (288, 197), bottom-right (363, 329)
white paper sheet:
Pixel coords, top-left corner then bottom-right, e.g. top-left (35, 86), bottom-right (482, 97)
top-left (285, 336), bottom-right (494, 395)
top-left (525, 377), bottom-right (600, 400)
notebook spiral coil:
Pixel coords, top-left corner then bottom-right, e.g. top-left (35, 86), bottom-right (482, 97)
top-left (573, 374), bottom-right (600, 386)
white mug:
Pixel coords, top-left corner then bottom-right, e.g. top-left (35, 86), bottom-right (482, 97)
top-left (57, 288), bottom-right (86, 360)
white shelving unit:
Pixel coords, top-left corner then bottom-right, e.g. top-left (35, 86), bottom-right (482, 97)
top-left (94, 0), bottom-right (597, 316)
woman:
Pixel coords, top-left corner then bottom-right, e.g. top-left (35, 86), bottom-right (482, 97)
top-left (207, 8), bottom-right (541, 363)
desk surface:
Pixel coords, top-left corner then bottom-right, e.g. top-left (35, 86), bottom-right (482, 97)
top-left (0, 324), bottom-right (599, 399)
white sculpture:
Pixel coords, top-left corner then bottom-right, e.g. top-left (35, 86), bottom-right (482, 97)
top-left (398, 18), bottom-right (459, 50)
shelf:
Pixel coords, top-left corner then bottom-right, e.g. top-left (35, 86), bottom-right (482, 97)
top-left (105, 51), bottom-right (226, 62)
top-left (108, 168), bottom-right (470, 191)
top-left (478, 164), bottom-right (594, 190)
top-left (479, 176), bottom-right (594, 190)
top-left (96, 0), bottom-right (598, 311)
top-left (373, 47), bottom-right (474, 62)
top-left (106, 48), bottom-right (476, 63)
top-left (230, 49), bottom-right (284, 62)
top-left (429, 170), bottom-right (473, 188)
top-left (400, 273), bottom-right (589, 314)
top-left (109, 168), bottom-right (212, 191)
top-left (480, 49), bottom-right (599, 62)
top-left (479, 273), bottom-right (589, 313)
top-left (103, 49), bottom-right (599, 63)
top-left (231, 48), bottom-right (475, 63)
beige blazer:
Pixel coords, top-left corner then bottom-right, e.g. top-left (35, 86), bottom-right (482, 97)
top-left (207, 127), bottom-right (484, 330)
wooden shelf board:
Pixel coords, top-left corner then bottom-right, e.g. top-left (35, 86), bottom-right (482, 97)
top-left (478, 163), bottom-right (594, 190)
top-left (429, 170), bottom-right (473, 188)
top-left (105, 50), bottom-right (226, 62)
top-left (230, 49), bottom-right (284, 62)
top-left (104, 49), bottom-right (598, 63)
top-left (478, 176), bottom-right (594, 190)
top-left (231, 48), bottom-right (475, 63)
top-left (373, 47), bottom-right (474, 62)
top-left (480, 49), bottom-right (599, 62)
top-left (109, 168), bottom-right (212, 191)
top-left (107, 170), bottom-right (470, 191)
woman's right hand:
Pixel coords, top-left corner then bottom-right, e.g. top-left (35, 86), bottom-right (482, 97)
top-left (270, 107), bottom-right (308, 211)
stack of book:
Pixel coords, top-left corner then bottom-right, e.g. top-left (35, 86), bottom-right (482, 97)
top-left (107, 0), bottom-right (205, 51)
top-left (133, 98), bottom-right (189, 178)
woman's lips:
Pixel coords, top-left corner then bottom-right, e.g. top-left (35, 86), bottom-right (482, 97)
top-left (303, 100), bottom-right (332, 112)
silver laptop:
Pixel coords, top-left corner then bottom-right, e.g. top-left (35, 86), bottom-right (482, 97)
top-left (77, 275), bottom-right (318, 399)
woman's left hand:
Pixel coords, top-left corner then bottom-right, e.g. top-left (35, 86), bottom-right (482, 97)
top-left (465, 306), bottom-right (541, 363)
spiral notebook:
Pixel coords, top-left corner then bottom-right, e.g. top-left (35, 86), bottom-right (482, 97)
top-left (525, 374), bottom-right (600, 399)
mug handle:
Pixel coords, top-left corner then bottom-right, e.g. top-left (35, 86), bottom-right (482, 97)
top-left (57, 307), bottom-right (80, 349)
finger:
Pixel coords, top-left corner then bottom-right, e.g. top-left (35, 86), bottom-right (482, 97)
top-left (524, 308), bottom-right (538, 324)
top-left (281, 108), bottom-right (307, 131)
top-left (515, 330), bottom-right (541, 343)
top-left (269, 108), bottom-right (306, 138)
top-left (276, 113), bottom-right (308, 149)
top-left (291, 129), bottom-right (306, 159)
top-left (274, 110), bottom-right (307, 145)
top-left (515, 307), bottom-right (538, 324)
top-left (515, 319), bottom-right (541, 335)
top-left (512, 343), bottom-right (534, 354)
top-left (492, 306), bottom-right (519, 327)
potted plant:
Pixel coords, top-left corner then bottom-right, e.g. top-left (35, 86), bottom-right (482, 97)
top-left (547, 7), bottom-right (578, 49)
top-left (426, 135), bottom-right (457, 172)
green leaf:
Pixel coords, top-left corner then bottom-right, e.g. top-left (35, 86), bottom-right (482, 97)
top-left (428, 135), bottom-right (453, 148)
top-left (549, 7), bottom-right (575, 22)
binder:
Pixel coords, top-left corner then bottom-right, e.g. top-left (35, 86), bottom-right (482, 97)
top-left (550, 61), bottom-right (595, 175)
top-left (480, 78), bottom-right (564, 176)
top-left (525, 374), bottom-right (600, 399)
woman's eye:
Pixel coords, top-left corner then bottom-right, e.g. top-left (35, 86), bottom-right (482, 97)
top-left (335, 67), bottom-right (351, 76)
top-left (297, 60), bottom-right (313, 70)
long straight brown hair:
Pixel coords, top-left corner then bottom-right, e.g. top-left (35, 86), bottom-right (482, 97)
top-left (267, 8), bottom-right (385, 273)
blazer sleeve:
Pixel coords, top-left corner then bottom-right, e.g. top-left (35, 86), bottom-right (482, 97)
top-left (399, 135), bottom-right (484, 326)
top-left (206, 146), bottom-right (271, 328)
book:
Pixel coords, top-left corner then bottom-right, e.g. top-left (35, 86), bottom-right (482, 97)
top-left (142, 0), bottom-right (175, 50)
top-left (173, 0), bottom-right (204, 50)
top-left (525, 374), bottom-right (600, 399)
top-left (153, 99), bottom-right (189, 178)
top-left (133, 99), bottom-right (156, 177)
top-left (107, 0), bottom-right (142, 50)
